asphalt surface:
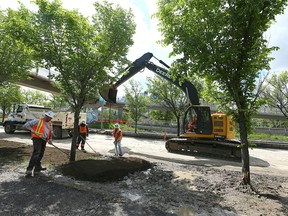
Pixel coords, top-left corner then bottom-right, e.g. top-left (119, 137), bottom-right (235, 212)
top-left (96, 129), bottom-right (288, 150)
top-left (0, 128), bottom-right (288, 177)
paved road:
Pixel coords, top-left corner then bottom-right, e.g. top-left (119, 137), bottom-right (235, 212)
top-left (0, 128), bottom-right (287, 177)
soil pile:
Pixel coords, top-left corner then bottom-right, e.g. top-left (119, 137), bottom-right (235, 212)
top-left (60, 157), bottom-right (153, 182)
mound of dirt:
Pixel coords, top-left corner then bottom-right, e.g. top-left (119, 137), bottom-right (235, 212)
top-left (60, 157), bottom-right (153, 182)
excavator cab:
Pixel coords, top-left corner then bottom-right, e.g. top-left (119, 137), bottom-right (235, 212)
top-left (183, 105), bottom-right (213, 135)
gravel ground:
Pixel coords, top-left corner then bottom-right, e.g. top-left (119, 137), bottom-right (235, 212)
top-left (0, 140), bottom-right (288, 216)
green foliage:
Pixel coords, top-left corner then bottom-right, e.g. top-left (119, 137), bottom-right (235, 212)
top-left (248, 133), bottom-right (288, 141)
top-left (149, 110), bottom-right (175, 122)
top-left (44, 94), bottom-right (70, 110)
top-left (13, 0), bottom-right (136, 161)
top-left (21, 89), bottom-right (49, 105)
top-left (23, 0), bottom-right (136, 111)
top-left (0, 8), bottom-right (34, 85)
top-left (0, 83), bottom-right (24, 122)
top-left (155, 0), bottom-right (287, 134)
top-left (155, 0), bottom-right (288, 182)
top-left (147, 76), bottom-right (188, 135)
top-left (261, 71), bottom-right (288, 119)
top-left (124, 80), bottom-right (148, 133)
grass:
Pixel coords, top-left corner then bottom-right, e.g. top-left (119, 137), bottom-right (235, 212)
top-left (247, 133), bottom-right (288, 141)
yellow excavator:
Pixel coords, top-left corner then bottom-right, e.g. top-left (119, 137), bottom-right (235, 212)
top-left (100, 52), bottom-right (241, 159)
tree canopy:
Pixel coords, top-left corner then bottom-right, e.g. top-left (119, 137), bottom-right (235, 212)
top-left (261, 71), bottom-right (288, 119)
top-left (155, 0), bottom-right (288, 184)
top-left (124, 80), bottom-right (148, 133)
top-left (12, 0), bottom-right (136, 161)
top-left (148, 76), bottom-right (188, 136)
top-left (0, 8), bottom-right (34, 85)
top-left (0, 83), bottom-right (24, 122)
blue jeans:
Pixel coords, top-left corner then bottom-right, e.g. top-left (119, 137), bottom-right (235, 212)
top-left (114, 140), bottom-right (122, 156)
top-left (27, 138), bottom-right (47, 171)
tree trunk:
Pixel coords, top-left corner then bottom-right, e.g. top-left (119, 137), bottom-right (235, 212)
top-left (239, 111), bottom-right (250, 185)
top-left (2, 106), bottom-right (7, 123)
top-left (176, 116), bottom-right (180, 136)
top-left (134, 107), bottom-right (138, 133)
top-left (70, 109), bottom-right (81, 162)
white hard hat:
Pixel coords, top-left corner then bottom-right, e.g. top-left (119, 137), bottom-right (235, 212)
top-left (114, 123), bottom-right (119, 128)
top-left (45, 111), bottom-right (54, 119)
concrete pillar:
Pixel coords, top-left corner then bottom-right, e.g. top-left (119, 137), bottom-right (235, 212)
top-left (101, 104), bottom-right (104, 130)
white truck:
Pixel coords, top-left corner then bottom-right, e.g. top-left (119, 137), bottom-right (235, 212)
top-left (3, 104), bottom-right (87, 139)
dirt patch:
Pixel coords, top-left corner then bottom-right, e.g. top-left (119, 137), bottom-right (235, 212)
top-left (60, 158), bottom-right (153, 182)
top-left (1, 139), bottom-right (288, 216)
top-left (0, 140), bottom-right (153, 182)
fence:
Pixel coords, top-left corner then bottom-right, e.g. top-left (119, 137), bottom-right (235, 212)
top-left (129, 119), bottom-right (288, 136)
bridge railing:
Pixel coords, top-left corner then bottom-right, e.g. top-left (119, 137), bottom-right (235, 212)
top-left (32, 68), bottom-right (59, 79)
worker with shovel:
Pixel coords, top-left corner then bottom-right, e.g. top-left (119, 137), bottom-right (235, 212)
top-left (23, 111), bottom-right (54, 177)
top-left (76, 121), bottom-right (89, 152)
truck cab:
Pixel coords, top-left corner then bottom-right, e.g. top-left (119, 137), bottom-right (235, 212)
top-left (3, 104), bottom-right (51, 134)
top-left (3, 104), bottom-right (87, 139)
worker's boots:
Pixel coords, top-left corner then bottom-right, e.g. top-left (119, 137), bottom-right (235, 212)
top-left (34, 166), bottom-right (47, 172)
top-left (25, 170), bottom-right (33, 178)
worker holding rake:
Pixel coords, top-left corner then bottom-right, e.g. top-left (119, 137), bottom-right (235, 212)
top-left (112, 123), bottom-right (123, 156)
top-left (23, 111), bottom-right (54, 177)
top-left (76, 121), bottom-right (89, 152)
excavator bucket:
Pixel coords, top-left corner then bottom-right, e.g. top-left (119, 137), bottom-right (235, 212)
top-left (99, 86), bottom-right (118, 104)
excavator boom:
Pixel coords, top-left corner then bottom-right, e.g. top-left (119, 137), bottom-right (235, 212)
top-left (99, 52), bottom-right (241, 159)
top-left (99, 52), bottom-right (200, 105)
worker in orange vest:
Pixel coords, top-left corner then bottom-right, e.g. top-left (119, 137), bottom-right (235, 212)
top-left (189, 115), bottom-right (197, 132)
top-left (76, 121), bottom-right (89, 152)
top-left (112, 123), bottom-right (123, 156)
top-left (23, 111), bottom-right (54, 177)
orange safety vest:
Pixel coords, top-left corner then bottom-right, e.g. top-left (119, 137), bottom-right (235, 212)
top-left (31, 118), bottom-right (52, 141)
top-left (113, 128), bottom-right (123, 141)
top-left (79, 125), bottom-right (87, 134)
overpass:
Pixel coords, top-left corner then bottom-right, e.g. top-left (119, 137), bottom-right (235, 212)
top-left (16, 69), bottom-right (287, 121)
top-left (17, 72), bottom-right (61, 94)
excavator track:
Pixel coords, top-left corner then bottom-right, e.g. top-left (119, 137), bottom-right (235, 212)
top-left (165, 137), bottom-right (241, 160)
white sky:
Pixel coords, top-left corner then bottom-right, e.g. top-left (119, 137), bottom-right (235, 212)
top-left (1, 0), bottom-right (288, 97)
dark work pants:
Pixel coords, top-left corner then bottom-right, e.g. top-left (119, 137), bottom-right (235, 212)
top-left (27, 138), bottom-right (47, 171)
top-left (76, 133), bottom-right (87, 149)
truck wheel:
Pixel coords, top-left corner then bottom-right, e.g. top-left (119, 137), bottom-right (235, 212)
top-left (53, 126), bottom-right (62, 139)
top-left (4, 123), bottom-right (15, 134)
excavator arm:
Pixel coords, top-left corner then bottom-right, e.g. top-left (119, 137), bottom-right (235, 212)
top-left (99, 52), bottom-right (200, 105)
top-left (100, 53), bottom-right (240, 159)
top-left (100, 52), bottom-right (213, 135)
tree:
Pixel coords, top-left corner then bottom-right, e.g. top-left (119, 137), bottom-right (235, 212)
top-left (0, 84), bottom-right (24, 122)
top-left (21, 89), bottom-right (49, 105)
top-left (124, 80), bottom-right (148, 133)
top-left (147, 76), bottom-right (188, 136)
top-left (149, 110), bottom-right (175, 123)
top-left (261, 71), bottom-right (288, 119)
top-left (0, 8), bottom-right (34, 85)
top-left (43, 94), bottom-right (69, 110)
top-left (20, 0), bottom-right (136, 161)
top-left (155, 0), bottom-right (287, 184)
